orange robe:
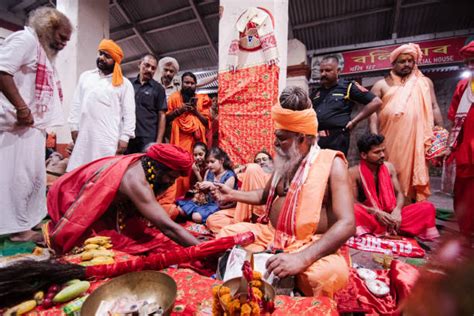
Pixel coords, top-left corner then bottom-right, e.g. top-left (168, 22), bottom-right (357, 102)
top-left (167, 92), bottom-right (211, 197)
top-left (206, 163), bottom-right (271, 234)
top-left (379, 70), bottom-right (434, 201)
top-left (157, 183), bottom-right (180, 220)
top-left (217, 150), bottom-right (349, 297)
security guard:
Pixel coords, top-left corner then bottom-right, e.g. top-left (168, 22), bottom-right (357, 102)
top-left (312, 55), bottom-right (382, 155)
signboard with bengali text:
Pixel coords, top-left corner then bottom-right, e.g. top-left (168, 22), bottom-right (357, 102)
top-left (312, 36), bottom-right (469, 77)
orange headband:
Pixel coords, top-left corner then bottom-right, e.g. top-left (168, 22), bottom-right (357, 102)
top-left (271, 103), bottom-right (318, 136)
top-left (98, 39), bottom-right (124, 87)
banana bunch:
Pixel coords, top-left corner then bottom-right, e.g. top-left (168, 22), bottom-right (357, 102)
top-left (78, 236), bottom-right (115, 265)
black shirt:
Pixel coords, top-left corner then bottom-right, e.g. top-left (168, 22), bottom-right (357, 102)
top-left (131, 76), bottom-right (167, 139)
top-left (311, 79), bottom-right (376, 130)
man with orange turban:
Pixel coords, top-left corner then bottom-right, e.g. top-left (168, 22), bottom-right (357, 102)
top-left (212, 86), bottom-right (355, 298)
top-left (43, 143), bottom-right (200, 254)
top-left (370, 43), bottom-right (444, 202)
top-left (67, 39), bottom-right (136, 171)
top-left (447, 39), bottom-right (474, 242)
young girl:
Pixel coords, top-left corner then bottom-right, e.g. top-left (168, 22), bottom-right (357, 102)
top-left (191, 142), bottom-right (208, 184)
top-left (177, 147), bottom-right (237, 224)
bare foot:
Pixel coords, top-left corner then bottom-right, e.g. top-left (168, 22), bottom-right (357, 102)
top-left (9, 230), bottom-right (44, 243)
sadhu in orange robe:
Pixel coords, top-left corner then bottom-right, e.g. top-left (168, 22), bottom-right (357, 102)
top-left (218, 150), bottom-right (349, 298)
top-left (167, 92), bottom-right (211, 197)
top-left (379, 68), bottom-right (434, 201)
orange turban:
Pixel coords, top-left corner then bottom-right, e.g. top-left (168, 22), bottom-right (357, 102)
top-left (460, 40), bottom-right (474, 59)
top-left (389, 43), bottom-right (423, 64)
top-left (271, 103), bottom-right (318, 136)
top-left (98, 39), bottom-right (124, 87)
top-left (145, 144), bottom-right (193, 174)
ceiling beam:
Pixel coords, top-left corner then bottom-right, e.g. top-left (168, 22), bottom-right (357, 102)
top-left (145, 19), bottom-right (198, 35)
top-left (111, 6), bottom-right (192, 35)
top-left (188, 0), bottom-right (218, 59)
top-left (391, 0), bottom-right (402, 39)
top-left (8, 0), bottom-right (37, 12)
top-left (293, 7), bottom-right (392, 30)
top-left (293, 0), bottom-right (440, 30)
top-left (121, 43), bottom-right (214, 67)
top-left (113, 0), bottom-right (155, 55)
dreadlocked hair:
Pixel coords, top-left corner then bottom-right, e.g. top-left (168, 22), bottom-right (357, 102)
top-left (0, 260), bottom-right (86, 307)
top-left (140, 155), bottom-right (171, 195)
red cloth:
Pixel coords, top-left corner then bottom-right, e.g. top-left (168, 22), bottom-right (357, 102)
top-left (389, 260), bottom-right (420, 305)
top-left (359, 161), bottom-right (397, 212)
top-left (448, 79), bottom-right (474, 237)
top-left (46, 155), bottom-right (141, 254)
top-left (336, 261), bottom-right (419, 315)
top-left (459, 40), bottom-right (474, 58)
top-left (354, 202), bottom-right (439, 241)
top-left (85, 232), bottom-right (255, 279)
top-left (33, 268), bottom-right (338, 316)
top-left (355, 161), bottom-right (439, 241)
top-left (145, 143), bottom-right (193, 174)
top-left (346, 235), bottom-right (425, 258)
top-left (448, 79), bottom-right (474, 177)
top-left (454, 177), bottom-right (474, 237)
top-left (218, 64), bottom-right (279, 165)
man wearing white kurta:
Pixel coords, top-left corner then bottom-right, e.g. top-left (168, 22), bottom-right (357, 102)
top-left (67, 39), bottom-right (135, 172)
top-left (0, 8), bottom-right (72, 239)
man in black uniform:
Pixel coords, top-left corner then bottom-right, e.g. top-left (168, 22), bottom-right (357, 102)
top-left (127, 54), bottom-right (167, 153)
top-left (312, 55), bottom-right (382, 155)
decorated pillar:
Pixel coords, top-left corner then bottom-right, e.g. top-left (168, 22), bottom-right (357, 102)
top-left (218, 0), bottom-right (289, 164)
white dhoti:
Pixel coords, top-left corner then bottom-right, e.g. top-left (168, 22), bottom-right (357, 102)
top-left (0, 128), bottom-right (47, 234)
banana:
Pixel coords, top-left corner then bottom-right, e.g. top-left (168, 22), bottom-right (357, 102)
top-left (84, 236), bottom-right (110, 245)
top-left (81, 249), bottom-right (114, 261)
top-left (34, 291), bottom-right (44, 304)
top-left (83, 243), bottom-right (100, 250)
top-left (5, 300), bottom-right (37, 315)
top-left (102, 242), bottom-right (113, 249)
top-left (81, 251), bottom-right (94, 261)
top-left (90, 256), bottom-right (115, 265)
top-left (52, 280), bottom-right (90, 303)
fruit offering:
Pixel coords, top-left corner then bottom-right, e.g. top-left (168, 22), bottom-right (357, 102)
top-left (77, 236), bottom-right (115, 265)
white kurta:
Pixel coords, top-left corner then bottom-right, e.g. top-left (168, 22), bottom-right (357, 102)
top-left (0, 28), bottom-right (63, 234)
top-left (67, 69), bottom-right (135, 172)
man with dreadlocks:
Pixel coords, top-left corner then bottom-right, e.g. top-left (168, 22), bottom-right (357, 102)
top-left (43, 143), bottom-right (201, 254)
top-left (0, 7), bottom-right (72, 241)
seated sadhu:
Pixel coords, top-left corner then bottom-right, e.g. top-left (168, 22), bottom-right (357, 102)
top-left (212, 86), bottom-right (355, 297)
top-left (43, 144), bottom-right (201, 254)
top-left (349, 133), bottom-right (440, 241)
top-left (206, 150), bottom-right (274, 234)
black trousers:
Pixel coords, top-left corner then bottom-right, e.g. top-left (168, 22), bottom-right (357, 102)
top-left (318, 129), bottom-right (350, 156)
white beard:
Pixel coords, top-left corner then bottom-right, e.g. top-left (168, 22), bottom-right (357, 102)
top-left (273, 141), bottom-right (303, 181)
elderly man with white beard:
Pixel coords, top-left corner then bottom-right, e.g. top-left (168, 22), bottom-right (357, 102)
top-left (0, 7), bottom-right (72, 241)
top-left (212, 86), bottom-right (355, 298)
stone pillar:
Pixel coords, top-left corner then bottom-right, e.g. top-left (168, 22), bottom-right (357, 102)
top-left (286, 39), bottom-right (310, 92)
top-left (55, 0), bottom-right (109, 147)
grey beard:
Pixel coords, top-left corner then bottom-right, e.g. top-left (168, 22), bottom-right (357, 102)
top-left (273, 142), bottom-right (303, 182)
top-left (38, 37), bottom-right (58, 61)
